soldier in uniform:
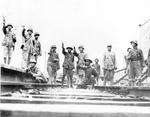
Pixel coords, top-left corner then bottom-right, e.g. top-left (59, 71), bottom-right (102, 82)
top-left (74, 45), bottom-right (88, 83)
top-left (92, 58), bottom-right (101, 85)
top-left (102, 44), bottom-right (117, 86)
top-left (147, 48), bottom-right (150, 77)
top-left (78, 59), bottom-right (98, 89)
top-left (127, 40), bottom-right (144, 86)
top-left (2, 17), bottom-right (16, 65)
top-left (47, 45), bottom-right (60, 84)
top-left (61, 42), bottom-right (77, 88)
top-left (27, 58), bottom-right (48, 83)
top-left (31, 32), bottom-right (42, 62)
top-left (21, 26), bottom-right (34, 69)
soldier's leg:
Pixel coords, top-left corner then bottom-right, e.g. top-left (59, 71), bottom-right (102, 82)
top-left (4, 58), bottom-right (6, 64)
top-left (103, 69), bottom-right (108, 86)
top-left (53, 70), bottom-right (57, 85)
top-left (21, 50), bottom-right (29, 69)
top-left (128, 62), bottom-right (135, 86)
top-left (7, 48), bottom-right (13, 65)
top-left (69, 70), bottom-right (73, 88)
top-left (3, 46), bottom-right (8, 64)
top-left (47, 65), bottom-right (53, 84)
top-left (62, 68), bottom-right (67, 86)
top-left (110, 70), bottom-right (115, 86)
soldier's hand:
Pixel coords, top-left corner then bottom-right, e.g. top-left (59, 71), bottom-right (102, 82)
top-left (62, 42), bottom-right (64, 48)
top-left (3, 17), bottom-right (5, 23)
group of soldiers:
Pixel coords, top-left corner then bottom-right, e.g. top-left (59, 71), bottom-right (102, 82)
top-left (1, 18), bottom-right (150, 88)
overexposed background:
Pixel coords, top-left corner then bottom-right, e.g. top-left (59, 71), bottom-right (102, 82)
top-left (0, 0), bottom-right (150, 74)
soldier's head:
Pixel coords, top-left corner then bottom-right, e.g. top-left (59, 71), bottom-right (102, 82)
top-left (66, 47), bottom-right (73, 53)
top-left (107, 44), bottom-right (112, 51)
top-left (95, 58), bottom-right (99, 63)
top-left (51, 45), bottom-right (57, 52)
top-left (27, 28), bottom-right (33, 35)
top-left (78, 46), bottom-right (84, 53)
top-left (34, 32), bottom-right (40, 40)
top-left (85, 59), bottom-right (92, 66)
top-left (7, 24), bottom-right (13, 31)
top-left (130, 40), bottom-right (138, 48)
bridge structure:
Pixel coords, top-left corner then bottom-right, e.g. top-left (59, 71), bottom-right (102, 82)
top-left (1, 64), bottom-right (150, 117)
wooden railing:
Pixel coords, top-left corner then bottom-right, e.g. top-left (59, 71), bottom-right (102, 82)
top-left (113, 68), bottom-right (128, 85)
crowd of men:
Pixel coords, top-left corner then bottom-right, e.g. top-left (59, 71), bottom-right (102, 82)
top-left (1, 18), bottom-right (150, 88)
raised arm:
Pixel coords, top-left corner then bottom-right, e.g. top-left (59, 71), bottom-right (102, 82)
top-left (2, 17), bottom-right (7, 35)
top-left (73, 47), bottom-right (79, 57)
top-left (62, 42), bottom-right (66, 55)
top-left (22, 26), bottom-right (26, 39)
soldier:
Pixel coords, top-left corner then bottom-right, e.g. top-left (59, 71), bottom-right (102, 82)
top-left (30, 32), bottom-right (42, 62)
top-left (21, 26), bottom-right (33, 69)
top-left (147, 48), bottom-right (150, 77)
top-left (124, 48), bottom-right (131, 74)
top-left (27, 58), bottom-right (48, 83)
top-left (2, 17), bottom-right (16, 65)
top-left (127, 40), bottom-right (144, 86)
top-left (78, 59), bottom-right (98, 89)
top-left (47, 45), bottom-right (60, 84)
top-left (61, 42), bottom-right (77, 88)
top-left (75, 45), bottom-right (88, 83)
top-left (92, 58), bottom-right (101, 85)
top-left (102, 44), bottom-right (117, 86)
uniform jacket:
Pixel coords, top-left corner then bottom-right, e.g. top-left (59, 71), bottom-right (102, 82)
top-left (127, 48), bottom-right (144, 67)
top-left (32, 39), bottom-right (42, 56)
top-left (83, 66), bottom-right (98, 85)
top-left (21, 29), bottom-right (33, 53)
top-left (62, 47), bottom-right (77, 70)
top-left (76, 52), bottom-right (88, 69)
top-left (103, 51), bottom-right (117, 70)
top-left (2, 25), bottom-right (16, 48)
top-left (47, 51), bottom-right (60, 70)
top-left (93, 63), bottom-right (101, 75)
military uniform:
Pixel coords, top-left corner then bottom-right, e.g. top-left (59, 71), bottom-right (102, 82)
top-left (147, 49), bottom-right (150, 77)
top-left (127, 41), bottom-right (144, 85)
top-left (30, 33), bottom-right (42, 62)
top-left (79, 59), bottom-right (98, 88)
top-left (62, 47), bottom-right (77, 87)
top-left (103, 51), bottom-right (117, 86)
top-left (76, 52), bottom-right (88, 77)
top-left (93, 62), bottom-right (101, 85)
top-left (21, 28), bottom-right (33, 69)
top-left (28, 60), bottom-right (48, 83)
top-left (47, 47), bottom-right (60, 84)
top-left (2, 24), bottom-right (16, 64)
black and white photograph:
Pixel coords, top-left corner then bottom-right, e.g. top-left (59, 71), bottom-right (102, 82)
top-left (1, 0), bottom-right (150, 117)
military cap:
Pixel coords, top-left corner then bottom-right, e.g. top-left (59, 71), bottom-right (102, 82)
top-left (78, 45), bottom-right (84, 49)
top-left (6, 24), bottom-right (13, 28)
top-left (34, 32), bottom-right (40, 36)
top-left (27, 28), bottom-right (33, 33)
top-left (107, 44), bottom-right (112, 47)
top-left (51, 45), bottom-right (57, 49)
top-left (85, 59), bottom-right (93, 63)
top-left (130, 40), bottom-right (138, 45)
top-left (66, 47), bottom-right (73, 50)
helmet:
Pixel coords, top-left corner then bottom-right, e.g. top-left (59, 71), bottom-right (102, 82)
top-left (34, 32), bottom-right (40, 36)
top-left (27, 28), bottom-right (33, 33)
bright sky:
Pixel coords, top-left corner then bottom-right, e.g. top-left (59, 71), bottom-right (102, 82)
top-left (1, 0), bottom-right (150, 74)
